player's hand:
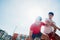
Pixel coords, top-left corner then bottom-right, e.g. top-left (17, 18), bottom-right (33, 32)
top-left (52, 32), bottom-right (55, 37)
top-left (44, 34), bottom-right (49, 38)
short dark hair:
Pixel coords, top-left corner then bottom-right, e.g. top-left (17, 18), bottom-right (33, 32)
top-left (48, 12), bottom-right (54, 16)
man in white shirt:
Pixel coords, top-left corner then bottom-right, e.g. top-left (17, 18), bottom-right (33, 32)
top-left (43, 12), bottom-right (60, 40)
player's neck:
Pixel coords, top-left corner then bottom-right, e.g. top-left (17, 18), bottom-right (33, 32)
top-left (49, 18), bottom-right (52, 20)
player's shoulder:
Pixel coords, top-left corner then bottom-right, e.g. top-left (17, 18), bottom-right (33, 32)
top-left (40, 22), bottom-right (45, 25)
top-left (31, 23), bottom-right (35, 27)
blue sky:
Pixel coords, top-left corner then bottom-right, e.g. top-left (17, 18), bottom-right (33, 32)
top-left (0, 0), bottom-right (60, 36)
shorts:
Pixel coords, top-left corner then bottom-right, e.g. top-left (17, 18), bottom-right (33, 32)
top-left (48, 32), bottom-right (55, 40)
top-left (32, 32), bottom-right (42, 39)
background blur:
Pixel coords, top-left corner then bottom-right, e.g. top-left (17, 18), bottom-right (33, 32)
top-left (0, 0), bottom-right (60, 36)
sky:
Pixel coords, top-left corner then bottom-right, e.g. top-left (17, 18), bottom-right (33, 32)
top-left (0, 0), bottom-right (60, 36)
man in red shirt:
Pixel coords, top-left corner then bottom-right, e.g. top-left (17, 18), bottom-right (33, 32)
top-left (29, 16), bottom-right (49, 40)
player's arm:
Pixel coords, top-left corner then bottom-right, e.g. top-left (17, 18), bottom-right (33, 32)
top-left (29, 25), bottom-right (33, 37)
top-left (29, 30), bottom-right (33, 40)
top-left (54, 26), bottom-right (57, 32)
top-left (41, 22), bottom-right (46, 26)
top-left (29, 30), bottom-right (33, 37)
top-left (51, 23), bottom-right (60, 31)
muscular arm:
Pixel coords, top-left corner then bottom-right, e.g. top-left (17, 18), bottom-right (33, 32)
top-left (54, 27), bottom-right (57, 32)
top-left (51, 23), bottom-right (60, 31)
top-left (29, 30), bottom-right (33, 40)
top-left (29, 30), bottom-right (33, 37)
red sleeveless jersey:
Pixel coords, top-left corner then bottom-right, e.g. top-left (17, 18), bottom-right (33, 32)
top-left (30, 22), bottom-right (45, 34)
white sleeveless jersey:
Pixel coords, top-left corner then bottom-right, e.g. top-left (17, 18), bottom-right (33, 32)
top-left (43, 18), bottom-right (55, 34)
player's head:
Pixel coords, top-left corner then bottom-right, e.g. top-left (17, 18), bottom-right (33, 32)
top-left (48, 12), bottom-right (54, 19)
top-left (36, 16), bottom-right (42, 22)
